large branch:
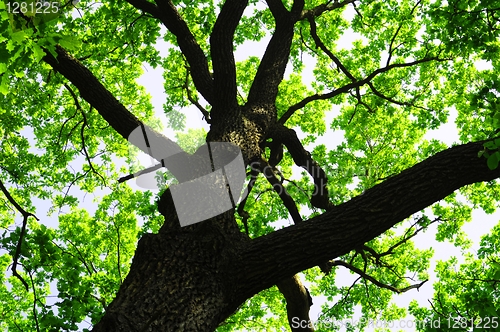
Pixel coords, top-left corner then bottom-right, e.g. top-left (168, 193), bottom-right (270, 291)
top-left (42, 47), bottom-right (137, 138)
top-left (246, 0), bottom-right (304, 107)
top-left (209, 0), bottom-right (248, 114)
top-left (233, 139), bottom-right (500, 300)
top-left (269, 124), bottom-right (332, 210)
top-left (276, 275), bottom-right (314, 332)
top-left (265, 0), bottom-right (289, 18)
top-left (126, 0), bottom-right (214, 103)
top-left (42, 45), bottom-right (212, 183)
top-left (42, 46), bottom-right (174, 152)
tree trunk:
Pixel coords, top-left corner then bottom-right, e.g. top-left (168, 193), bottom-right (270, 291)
top-left (91, 191), bottom-right (246, 331)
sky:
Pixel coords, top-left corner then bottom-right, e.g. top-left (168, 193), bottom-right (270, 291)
top-left (3, 2), bottom-right (500, 331)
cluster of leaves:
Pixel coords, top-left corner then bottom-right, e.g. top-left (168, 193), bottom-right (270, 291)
top-left (0, 0), bottom-right (166, 330)
top-left (0, 185), bottom-right (161, 331)
top-left (410, 223), bottom-right (500, 331)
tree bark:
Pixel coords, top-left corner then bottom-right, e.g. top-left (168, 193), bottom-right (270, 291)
top-left (90, 138), bottom-right (499, 331)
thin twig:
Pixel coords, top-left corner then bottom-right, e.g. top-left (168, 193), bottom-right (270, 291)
top-left (0, 180), bottom-right (39, 291)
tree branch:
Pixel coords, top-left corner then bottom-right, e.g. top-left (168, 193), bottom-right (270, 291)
top-left (307, 16), bottom-right (356, 82)
top-left (43, 46), bottom-right (149, 144)
top-left (126, 0), bottom-right (214, 103)
top-left (246, 161), bottom-right (314, 332)
top-left (265, 0), bottom-right (289, 18)
top-left (362, 217), bottom-right (441, 264)
top-left (276, 275), bottom-right (314, 332)
top-left (328, 260), bottom-right (428, 294)
top-left (246, 0), bottom-right (304, 107)
top-left (234, 139), bottom-right (500, 301)
top-left (298, 0), bottom-right (357, 21)
top-left (386, 0), bottom-right (423, 66)
top-left (42, 45), bottom-right (212, 183)
top-left (269, 125), bottom-right (332, 210)
top-left (0, 179), bottom-right (39, 291)
top-left (367, 81), bottom-right (434, 114)
top-left (256, 158), bottom-right (303, 224)
top-left (29, 271), bottom-right (41, 332)
top-left (237, 167), bottom-right (259, 235)
top-left (63, 84), bottom-right (107, 186)
top-left (183, 65), bottom-right (211, 123)
top-left (278, 56), bottom-right (449, 124)
top-left (210, 0), bottom-right (248, 113)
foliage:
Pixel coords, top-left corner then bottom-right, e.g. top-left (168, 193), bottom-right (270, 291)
top-left (0, 0), bottom-right (500, 330)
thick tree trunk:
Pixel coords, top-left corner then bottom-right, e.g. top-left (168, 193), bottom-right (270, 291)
top-left (92, 191), bottom-right (246, 331)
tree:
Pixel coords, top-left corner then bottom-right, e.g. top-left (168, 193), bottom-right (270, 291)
top-left (1, 0), bottom-right (500, 330)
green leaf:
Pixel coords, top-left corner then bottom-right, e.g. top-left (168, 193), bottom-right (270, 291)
top-left (32, 44), bottom-right (45, 61)
top-left (487, 152), bottom-right (500, 170)
top-left (484, 141), bottom-right (496, 150)
top-left (58, 36), bottom-right (82, 51)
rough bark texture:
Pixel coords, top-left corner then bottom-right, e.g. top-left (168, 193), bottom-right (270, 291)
top-left (91, 139), bottom-right (498, 332)
top-left (38, 0), bottom-right (500, 330)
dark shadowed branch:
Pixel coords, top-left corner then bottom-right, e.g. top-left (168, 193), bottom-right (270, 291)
top-left (265, 0), bottom-right (289, 18)
top-left (327, 259), bottom-right (428, 294)
top-left (246, 0), bottom-right (304, 106)
top-left (233, 139), bottom-right (500, 301)
top-left (0, 180), bottom-right (39, 291)
top-left (257, 158), bottom-right (303, 224)
top-left (298, 0), bottom-right (356, 20)
top-left (126, 0), bottom-right (214, 103)
top-left (276, 275), bottom-right (315, 332)
top-left (43, 46), bottom-right (147, 141)
top-left (210, 0), bottom-right (248, 113)
top-left (307, 16), bottom-right (356, 82)
top-left (42, 46), bottom-right (202, 179)
top-left (362, 216), bottom-right (441, 265)
top-left (298, 0), bottom-right (357, 21)
top-left (269, 125), bottom-right (332, 210)
top-left (367, 81), bottom-right (435, 114)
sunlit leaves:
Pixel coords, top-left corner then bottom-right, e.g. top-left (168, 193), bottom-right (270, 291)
top-left (277, 73), bottom-right (330, 136)
top-left (217, 286), bottom-right (288, 331)
top-left (236, 56), bottom-right (260, 102)
top-left (410, 243), bottom-right (500, 331)
top-left (0, 184), bottom-right (156, 330)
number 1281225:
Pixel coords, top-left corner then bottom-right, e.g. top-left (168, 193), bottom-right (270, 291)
top-left (6, 1), bottom-right (59, 14)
